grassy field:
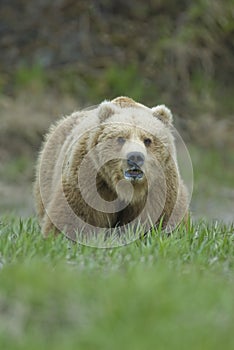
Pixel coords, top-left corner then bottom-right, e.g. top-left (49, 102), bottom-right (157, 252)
top-left (0, 216), bottom-right (234, 350)
top-left (0, 92), bottom-right (233, 349)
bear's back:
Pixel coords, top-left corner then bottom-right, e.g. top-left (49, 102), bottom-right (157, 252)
top-left (34, 108), bottom-right (93, 219)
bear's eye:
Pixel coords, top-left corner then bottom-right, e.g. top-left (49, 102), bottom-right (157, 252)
top-left (144, 138), bottom-right (152, 147)
top-left (117, 137), bottom-right (126, 145)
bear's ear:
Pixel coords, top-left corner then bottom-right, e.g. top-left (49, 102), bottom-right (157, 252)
top-left (152, 105), bottom-right (173, 126)
top-left (98, 101), bottom-right (119, 123)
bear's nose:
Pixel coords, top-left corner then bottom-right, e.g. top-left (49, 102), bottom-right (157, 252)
top-left (127, 152), bottom-right (145, 167)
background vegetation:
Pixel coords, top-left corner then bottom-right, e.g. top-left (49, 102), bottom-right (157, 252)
top-left (1, 0), bottom-right (234, 118)
top-left (1, 0), bottom-right (233, 219)
top-left (0, 1), bottom-right (233, 348)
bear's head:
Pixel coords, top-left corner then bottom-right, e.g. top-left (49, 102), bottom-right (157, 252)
top-left (87, 96), bottom-right (177, 203)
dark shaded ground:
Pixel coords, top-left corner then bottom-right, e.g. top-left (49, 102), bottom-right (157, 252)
top-left (1, 0), bottom-right (234, 123)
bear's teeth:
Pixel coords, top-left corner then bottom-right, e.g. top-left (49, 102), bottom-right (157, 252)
top-left (124, 168), bottom-right (144, 180)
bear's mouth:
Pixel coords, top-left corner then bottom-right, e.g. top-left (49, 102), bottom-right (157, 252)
top-left (124, 167), bottom-right (144, 181)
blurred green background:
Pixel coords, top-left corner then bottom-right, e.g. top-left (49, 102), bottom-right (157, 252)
top-left (0, 0), bottom-right (233, 220)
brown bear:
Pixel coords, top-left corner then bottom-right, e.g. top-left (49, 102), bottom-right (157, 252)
top-left (34, 96), bottom-right (189, 244)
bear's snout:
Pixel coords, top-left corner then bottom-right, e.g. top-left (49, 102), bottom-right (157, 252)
top-left (127, 152), bottom-right (145, 167)
top-left (124, 152), bottom-right (145, 181)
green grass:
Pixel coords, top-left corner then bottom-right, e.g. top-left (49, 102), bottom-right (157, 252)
top-left (14, 64), bottom-right (48, 92)
top-left (0, 216), bottom-right (234, 350)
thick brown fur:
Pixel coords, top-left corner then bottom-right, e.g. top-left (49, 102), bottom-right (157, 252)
top-left (34, 96), bottom-right (189, 237)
